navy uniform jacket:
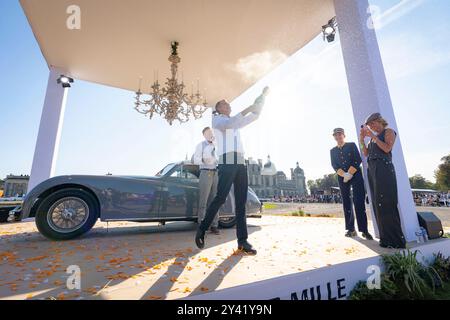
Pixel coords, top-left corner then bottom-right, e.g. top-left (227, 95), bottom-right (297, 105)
top-left (330, 142), bottom-right (362, 173)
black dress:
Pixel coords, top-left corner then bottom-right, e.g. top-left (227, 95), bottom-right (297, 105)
top-left (367, 129), bottom-right (406, 248)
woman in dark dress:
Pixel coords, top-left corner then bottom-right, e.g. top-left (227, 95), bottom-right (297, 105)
top-left (359, 113), bottom-right (406, 249)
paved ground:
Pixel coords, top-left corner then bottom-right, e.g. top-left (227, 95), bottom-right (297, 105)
top-left (0, 217), bottom-right (383, 300)
top-left (264, 202), bottom-right (450, 227)
top-left (1, 207), bottom-right (448, 300)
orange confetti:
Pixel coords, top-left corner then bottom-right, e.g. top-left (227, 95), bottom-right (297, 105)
top-left (26, 255), bottom-right (48, 262)
top-left (108, 257), bottom-right (131, 265)
top-left (144, 269), bottom-right (156, 275)
top-left (53, 280), bottom-right (64, 286)
top-left (0, 251), bottom-right (18, 261)
top-left (85, 287), bottom-right (99, 295)
top-left (106, 272), bottom-right (130, 280)
top-left (231, 249), bottom-right (243, 256)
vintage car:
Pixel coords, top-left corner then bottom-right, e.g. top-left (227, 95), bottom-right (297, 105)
top-left (19, 162), bottom-right (262, 240)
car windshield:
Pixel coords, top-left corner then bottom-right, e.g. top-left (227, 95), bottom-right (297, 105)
top-left (156, 163), bottom-right (176, 177)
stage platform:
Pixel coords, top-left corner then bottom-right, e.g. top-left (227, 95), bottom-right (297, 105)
top-left (0, 215), bottom-right (448, 300)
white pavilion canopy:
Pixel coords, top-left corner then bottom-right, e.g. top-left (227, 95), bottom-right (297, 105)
top-left (20, 0), bottom-right (335, 104)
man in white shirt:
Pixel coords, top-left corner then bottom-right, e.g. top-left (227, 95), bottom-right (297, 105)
top-left (193, 127), bottom-right (220, 234)
top-left (195, 87), bottom-right (269, 255)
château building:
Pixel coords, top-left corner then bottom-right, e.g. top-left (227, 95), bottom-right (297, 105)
top-left (3, 175), bottom-right (29, 197)
top-left (246, 156), bottom-right (307, 198)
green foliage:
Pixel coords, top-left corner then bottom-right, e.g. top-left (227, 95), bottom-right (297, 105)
top-left (431, 252), bottom-right (450, 283)
top-left (307, 173), bottom-right (338, 193)
top-left (409, 174), bottom-right (435, 190)
top-left (290, 210), bottom-right (309, 217)
top-left (262, 203), bottom-right (277, 210)
top-left (349, 250), bottom-right (447, 300)
top-left (315, 214), bottom-right (334, 218)
top-left (382, 250), bottom-right (441, 298)
top-left (348, 275), bottom-right (397, 300)
top-left (435, 154), bottom-right (450, 191)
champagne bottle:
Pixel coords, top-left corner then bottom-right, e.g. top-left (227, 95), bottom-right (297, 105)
top-left (253, 86), bottom-right (270, 111)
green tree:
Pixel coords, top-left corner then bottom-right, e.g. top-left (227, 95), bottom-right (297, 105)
top-left (318, 173), bottom-right (338, 190)
top-left (307, 180), bottom-right (318, 194)
top-left (435, 154), bottom-right (450, 191)
top-left (307, 174), bottom-right (338, 194)
top-left (409, 174), bottom-right (435, 190)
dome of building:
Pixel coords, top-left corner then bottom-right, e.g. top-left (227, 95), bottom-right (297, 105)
top-left (261, 155), bottom-right (277, 176)
top-left (294, 162), bottom-right (304, 175)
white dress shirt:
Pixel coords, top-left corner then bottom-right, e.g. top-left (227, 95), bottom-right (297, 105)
top-left (212, 112), bottom-right (259, 165)
top-left (193, 140), bottom-right (218, 170)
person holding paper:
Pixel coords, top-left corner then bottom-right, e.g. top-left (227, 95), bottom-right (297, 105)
top-left (330, 128), bottom-right (373, 239)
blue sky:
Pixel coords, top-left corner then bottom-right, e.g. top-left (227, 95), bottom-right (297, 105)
top-left (0, 0), bottom-right (449, 183)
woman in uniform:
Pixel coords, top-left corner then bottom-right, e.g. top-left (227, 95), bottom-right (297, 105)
top-left (359, 113), bottom-right (406, 249)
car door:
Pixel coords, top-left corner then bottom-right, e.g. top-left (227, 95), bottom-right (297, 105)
top-left (159, 164), bottom-right (199, 219)
top-left (100, 176), bottom-right (162, 221)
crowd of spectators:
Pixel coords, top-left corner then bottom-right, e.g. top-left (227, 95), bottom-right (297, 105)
top-left (268, 192), bottom-right (450, 207)
top-left (414, 192), bottom-right (450, 207)
top-left (270, 194), bottom-right (342, 204)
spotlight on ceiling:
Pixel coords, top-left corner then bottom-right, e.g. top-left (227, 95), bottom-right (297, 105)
top-left (322, 17), bottom-right (337, 43)
top-left (57, 75), bottom-right (74, 88)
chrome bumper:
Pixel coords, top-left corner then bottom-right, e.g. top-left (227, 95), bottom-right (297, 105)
top-left (8, 206), bottom-right (22, 222)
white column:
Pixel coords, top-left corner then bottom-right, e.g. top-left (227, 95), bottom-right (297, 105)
top-left (28, 67), bottom-right (69, 192)
top-left (334, 0), bottom-right (419, 242)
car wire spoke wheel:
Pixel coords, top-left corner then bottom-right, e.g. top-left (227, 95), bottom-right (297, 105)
top-left (220, 217), bottom-right (235, 223)
top-left (47, 197), bottom-right (89, 233)
top-left (218, 216), bottom-right (236, 228)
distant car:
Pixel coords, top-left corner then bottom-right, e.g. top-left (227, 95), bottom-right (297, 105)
top-left (19, 162), bottom-right (262, 240)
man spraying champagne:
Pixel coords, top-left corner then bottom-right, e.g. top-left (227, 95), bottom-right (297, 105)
top-left (195, 87), bottom-right (269, 255)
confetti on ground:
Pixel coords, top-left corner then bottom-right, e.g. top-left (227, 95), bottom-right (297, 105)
top-left (0, 215), bottom-right (413, 300)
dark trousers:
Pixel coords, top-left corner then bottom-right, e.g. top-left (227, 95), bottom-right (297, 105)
top-left (368, 160), bottom-right (406, 248)
top-left (338, 171), bottom-right (368, 233)
top-left (199, 164), bottom-right (248, 244)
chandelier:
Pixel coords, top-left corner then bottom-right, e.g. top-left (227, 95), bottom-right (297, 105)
top-left (134, 41), bottom-right (208, 125)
